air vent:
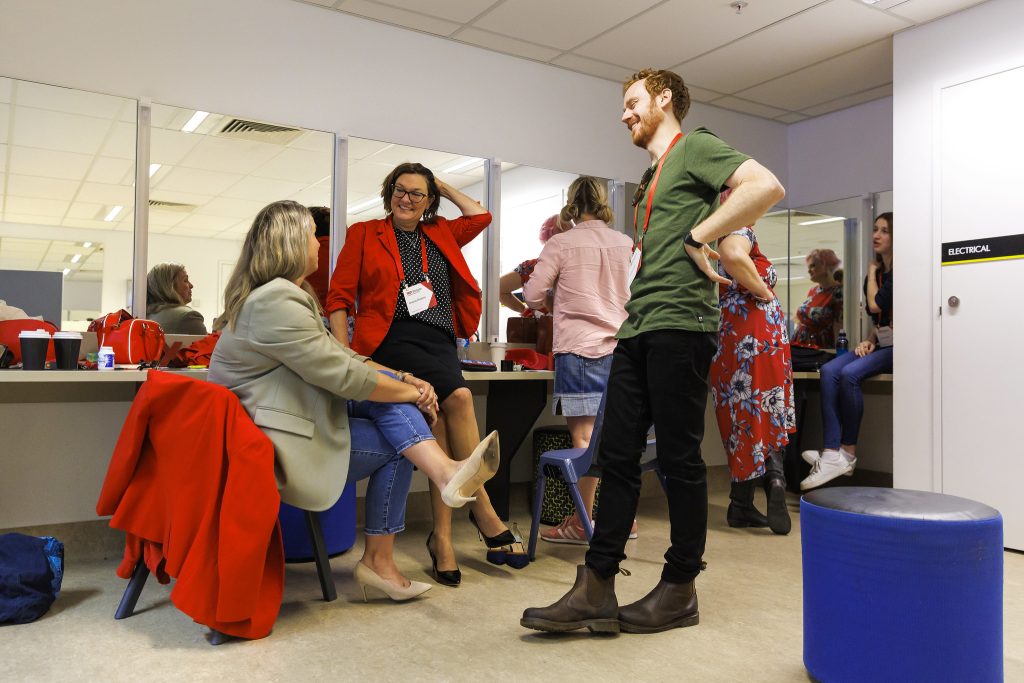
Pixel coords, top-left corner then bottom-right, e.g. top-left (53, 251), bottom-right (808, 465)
top-left (149, 200), bottom-right (197, 212)
top-left (214, 118), bottom-right (304, 145)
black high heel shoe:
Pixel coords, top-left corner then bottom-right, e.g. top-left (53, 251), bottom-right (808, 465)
top-left (468, 512), bottom-right (530, 569)
top-left (426, 531), bottom-right (461, 587)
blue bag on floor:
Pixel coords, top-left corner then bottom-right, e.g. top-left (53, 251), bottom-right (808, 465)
top-left (0, 533), bottom-right (64, 624)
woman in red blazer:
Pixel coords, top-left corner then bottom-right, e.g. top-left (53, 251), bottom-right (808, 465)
top-left (328, 162), bottom-right (525, 586)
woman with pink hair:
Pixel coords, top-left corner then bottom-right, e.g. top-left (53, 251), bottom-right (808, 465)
top-left (498, 214), bottom-right (567, 314)
top-left (791, 248), bottom-right (843, 354)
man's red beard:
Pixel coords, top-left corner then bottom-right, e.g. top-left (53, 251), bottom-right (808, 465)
top-left (631, 103), bottom-right (665, 149)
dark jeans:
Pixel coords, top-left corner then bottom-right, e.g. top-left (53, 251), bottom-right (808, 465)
top-left (585, 329), bottom-right (718, 585)
top-left (819, 347), bottom-right (893, 448)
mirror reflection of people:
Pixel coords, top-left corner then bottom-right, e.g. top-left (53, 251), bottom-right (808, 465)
top-left (304, 206), bottom-right (332, 311)
top-left (801, 213), bottom-right (893, 490)
top-left (209, 200), bottom-right (499, 601)
top-left (521, 178), bottom-right (636, 544)
top-left (328, 163), bottom-right (523, 587)
top-left (790, 249), bottom-right (842, 351)
top-left (146, 262), bottom-right (207, 334)
top-left (498, 214), bottom-right (567, 315)
top-left (709, 190), bottom-right (794, 536)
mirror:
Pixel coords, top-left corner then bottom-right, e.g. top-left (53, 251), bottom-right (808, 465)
top-left (146, 104), bottom-right (334, 331)
top-left (0, 77), bottom-right (136, 328)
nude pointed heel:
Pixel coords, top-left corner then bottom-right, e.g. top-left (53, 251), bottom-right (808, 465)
top-left (440, 430), bottom-right (500, 508)
top-left (353, 561), bottom-right (431, 602)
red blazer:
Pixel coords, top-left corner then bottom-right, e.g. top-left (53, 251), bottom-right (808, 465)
top-left (96, 370), bottom-right (284, 640)
top-left (327, 213), bottom-right (491, 355)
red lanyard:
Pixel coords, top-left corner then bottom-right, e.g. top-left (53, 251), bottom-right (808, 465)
top-left (632, 132), bottom-right (683, 249)
top-left (391, 218), bottom-right (430, 285)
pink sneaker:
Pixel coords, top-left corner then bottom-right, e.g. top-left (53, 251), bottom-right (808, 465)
top-left (541, 515), bottom-right (588, 545)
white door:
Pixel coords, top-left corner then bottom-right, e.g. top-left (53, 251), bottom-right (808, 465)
top-left (939, 66), bottom-right (1024, 550)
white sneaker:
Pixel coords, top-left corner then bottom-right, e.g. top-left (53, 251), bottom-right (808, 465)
top-left (802, 449), bottom-right (854, 476)
top-left (800, 453), bottom-right (855, 490)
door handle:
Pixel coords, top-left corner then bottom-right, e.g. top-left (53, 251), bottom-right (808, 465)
top-left (948, 296), bottom-right (960, 308)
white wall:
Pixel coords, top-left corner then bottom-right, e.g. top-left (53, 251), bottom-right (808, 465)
top-left (0, 0), bottom-right (787, 188)
top-left (786, 97), bottom-right (893, 208)
top-left (893, 0), bottom-right (1024, 490)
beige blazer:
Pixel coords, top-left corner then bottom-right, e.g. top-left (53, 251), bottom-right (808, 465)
top-left (147, 304), bottom-right (207, 335)
top-left (208, 278), bottom-right (380, 511)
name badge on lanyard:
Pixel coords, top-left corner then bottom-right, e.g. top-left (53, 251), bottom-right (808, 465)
top-left (629, 133), bottom-right (683, 290)
top-left (396, 224), bottom-right (438, 316)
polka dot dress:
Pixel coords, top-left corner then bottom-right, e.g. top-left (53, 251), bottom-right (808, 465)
top-left (392, 224), bottom-right (456, 338)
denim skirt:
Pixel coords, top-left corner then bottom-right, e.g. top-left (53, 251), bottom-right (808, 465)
top-left (553, 352), bottom-right (613, 417)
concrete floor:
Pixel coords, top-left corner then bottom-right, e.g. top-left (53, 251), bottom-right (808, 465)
top-left (4, 471), bottom-right (1023, 682)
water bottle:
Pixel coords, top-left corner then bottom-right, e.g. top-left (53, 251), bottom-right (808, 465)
top-left (836, 330), bottom-right (849, 356)
top-left (456, 338), bottom-right (469, 361)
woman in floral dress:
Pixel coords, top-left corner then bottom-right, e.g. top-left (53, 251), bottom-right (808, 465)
top-left (709, 201), bottom-right (795, 535)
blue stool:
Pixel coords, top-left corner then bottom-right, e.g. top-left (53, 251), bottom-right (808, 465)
top-left (801, 487), bottom-right (1003, 683)
top-left (279, 482), bottom-right (357, 562)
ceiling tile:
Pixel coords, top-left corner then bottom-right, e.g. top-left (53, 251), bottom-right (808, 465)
top-left (736, 40), bottom-right (892, 111)
top-left (798, 84), bottom-right (893, 117)
top-left (198, 197), bottom-right (268, 219)
top-left (222, 176), bottom-right (307, 201)
top-left (11, 108), bottom-right (112, 156)
top-left (65, 202), bottom-right (105, 220)
top-left (148, 208), bottom-right (188, 228)
top-left (177, 214), bottom-right (239, 232)
top-left (76, 182), bottom-right (135, 206)
top-left (575, 0), bottom-right (824, 73)
top-left (550, 54), bottom-right (635, 82)
top-left (178, 136), bottom-right (284, 175)
top-left (0, 104), bottom-right (8, 145)
top-left (9, 146), bottom-right (93, 180)
top-left (4, 196), bottom-right (69, 217)
top-left (149, 189), bottom-right (212, 207)
top-left (0, 78), bottom-right (11, 103)
top-left (776, 112), bottom-right (808, 124)
top-left (151, 128), bottom-right (203, 165)
top-left (6, 174), bottom-right (81, 201)
top-left (15, 80), bottom-right (130, 119)
top-left (884, 0), bottom-right (988, 23)
top-left (474, 0), bottom-right (660, 52)
top-left (0, 145), bottom-right (5, 172)
top-left (298, 0), bottom-right (338, 7)
top-left (348, 138), bottom-right (392, 160)
top-left (252, 148), bottom-right (332, 183)
top-left (454, 27), bottom-right (561, 62)
top-left (371, 0), bottom-right (497, 23)
top-left (348, 161), bottom-right (396, 193)
top-left (686, 85), bottom-right (727, 103)
top-left (335, 0), bottom-right (460, 36)
top-left (711, 96), bottom-right (791, 119)
top-left (365, 144), bottom-right (461, 169)
top-left (158, 167), bottom-right (245, 196)
top-left (288, 129), bottom-right (334, 153)
top-left (86, 156), bottom-right (135, 185)
top-left (99, 122), bottom-right (138, 160)
top-left (674, 2), bottom-right (907, 95)
top-left (289, 184), bottom-right (333, 207)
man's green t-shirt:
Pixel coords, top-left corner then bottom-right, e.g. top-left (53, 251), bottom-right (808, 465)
top-left (617, 127), bottom-right (750, 339)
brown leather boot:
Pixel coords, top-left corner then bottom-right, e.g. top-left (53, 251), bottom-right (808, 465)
top-left (617, 579), bottom-right (699, 634)
top-left (520, 565), bottom-right (619, 633)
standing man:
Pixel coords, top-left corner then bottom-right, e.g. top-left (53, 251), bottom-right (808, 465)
top-left (521, 69), bottom-right (784, 634)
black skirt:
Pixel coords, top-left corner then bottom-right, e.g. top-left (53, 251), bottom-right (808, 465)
top-left (371, 319), bottom-right (467, 402)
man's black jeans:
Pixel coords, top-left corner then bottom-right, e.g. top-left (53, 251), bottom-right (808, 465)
top-left (585, 328), bottom-right (717, 584)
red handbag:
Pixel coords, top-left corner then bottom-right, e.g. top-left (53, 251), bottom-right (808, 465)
top-left (101, 318), bottom-right (166, 364)
top-left (88, 309), bottom-right (132, 337)
top-left (0, 319), bottom-right (58, 364)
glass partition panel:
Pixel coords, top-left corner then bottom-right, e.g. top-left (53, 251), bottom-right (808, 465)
top-left (346, 139), bottom-right (488, 322)
top-left (0, 77), bottom-right (136, 329)
top-left (496, 165), bottom-right (578, 341)
top-left (147, 104), bottom-right (333, 331)
top-left (751, 209), bottom-right (791, 316)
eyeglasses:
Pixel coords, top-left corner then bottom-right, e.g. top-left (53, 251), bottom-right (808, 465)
top-left (393, 187), bottom-right (428, 203)
top-left (631, 165), bottom-right (656, 207)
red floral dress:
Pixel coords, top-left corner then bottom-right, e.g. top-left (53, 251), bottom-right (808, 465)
top-left (791, 284), bottom-right (843, 349)
top-left (709, 228), bottom-right (796, 482)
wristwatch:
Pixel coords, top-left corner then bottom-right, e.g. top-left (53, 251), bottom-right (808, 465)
top-left (684, 232), bottom-right (705, 249)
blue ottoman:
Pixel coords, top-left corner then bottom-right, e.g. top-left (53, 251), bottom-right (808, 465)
top-left (801, 487), bottom-right (1002, 683)
top-left (279, 482), bottom-right (357, 562)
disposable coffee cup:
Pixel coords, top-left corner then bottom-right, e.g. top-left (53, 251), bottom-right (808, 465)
top-left (489, 342), bottom-right (507, 365)
top-left (500, 359), bottom-right (514, 372)
top-left (19, 329), bottom-right (51, 370)
top-left (53, 331), bottom-right (83, 370)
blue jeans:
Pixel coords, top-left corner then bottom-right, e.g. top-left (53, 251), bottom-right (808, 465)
top-left (819, 347), bottom-right (893, 449)
top-left (347, 398), bottom-right (435, 535)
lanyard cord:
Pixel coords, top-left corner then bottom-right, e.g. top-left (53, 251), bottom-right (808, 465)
top-left (632, 132), bottom-right (684, 249)
top-left (391, 218), bottom-right (430, 286)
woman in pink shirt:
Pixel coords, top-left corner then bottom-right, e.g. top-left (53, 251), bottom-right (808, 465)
top-left (523, 176), bottom-right (634, 544)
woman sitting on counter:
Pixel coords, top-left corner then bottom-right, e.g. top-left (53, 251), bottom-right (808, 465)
top-left (208, 200), bottom-right (499, 602)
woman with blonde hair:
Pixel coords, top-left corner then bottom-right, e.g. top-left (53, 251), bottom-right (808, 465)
top-left (209, 200), bottom-right (499, 602)
top-left (523, 176), bottom-right (635, 544)
top-left (146, 262), bottom-right (207, 334)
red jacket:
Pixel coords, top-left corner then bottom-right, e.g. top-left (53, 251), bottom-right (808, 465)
top-left (96, 370), bottom-right (284, 640)
top-left (326, 213), bottom-right (491, 355)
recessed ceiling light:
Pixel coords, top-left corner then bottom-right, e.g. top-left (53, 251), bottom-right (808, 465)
top-left (348, 197), bottom-right (381, 214)
top-left (442, 158), bottom-right (484, 174)
top-left (798, 217), bottom-right (844, 226)
top-left (70, 253), bottom-right (82, 264)
top-left (82, 242), bottom-right (93, 248)
top-left (149, 163), bottom-right (162, 177)
top-left (62, 268), bottom-right (71, 277)
top-left (104, 205), bottom-right (124, 222)
top-left (181, 110), bottom-right (209, 133)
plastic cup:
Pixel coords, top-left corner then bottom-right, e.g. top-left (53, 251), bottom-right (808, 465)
top-left (53, 331), bottom-right (83, 370)
top-left (19, 329), bottom-right (51, 370)
top-left (489, 342), bottom-right (507, 365)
